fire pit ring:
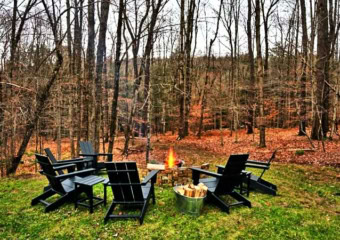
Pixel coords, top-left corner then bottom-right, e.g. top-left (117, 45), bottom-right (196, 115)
top-left (173, 186), bottom-right (206, 216)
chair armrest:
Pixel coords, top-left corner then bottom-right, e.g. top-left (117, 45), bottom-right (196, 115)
top-left (190, 167), bottom-right (222, 178)
top-left (142, 170), bottom-right (159, 185)
top-left (53, 164), bottom-right (76, 171)
top-left (246, 163), bottom-right (270, 170)
top-left (242, 170), bottom-right (252, 176)
top-left (60, 157), bottom-right (85, 162)
top-left (247, 160), bottom-right (269, 165)
top-left (54, 158), bottom-right (93, 165)
top-left (191, 167), bottom-right (222, 185)
top-left (79, 153), bottom-right (98, 156)
top-left (55, 168), bottom-right (96, 179)
top-left (216, 165), bottom-right (225, 174)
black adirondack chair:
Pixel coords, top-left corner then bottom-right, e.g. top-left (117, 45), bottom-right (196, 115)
top-left (245, 150), bottom-right (277, 195)
top-left (191, 154), bottom-right (251, 213)
top-left (45, 148), bottom-right (93, 174)
top-left (104, 162), bottom-right (159, 224)
top-left (31, 154), bottom-right (95, 212)
top-left (79, 141), bottom-right (113, 172)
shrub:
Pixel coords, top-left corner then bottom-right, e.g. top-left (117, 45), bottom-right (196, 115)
top-left (295, 150), bottom-right (304, 156)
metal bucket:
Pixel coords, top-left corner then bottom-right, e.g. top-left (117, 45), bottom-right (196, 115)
top-left (173, 186), bottom-right (206, 216)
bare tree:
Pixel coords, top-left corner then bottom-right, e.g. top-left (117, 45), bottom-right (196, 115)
top-left (85, 0), bottom-right (95, 142)
top-left (246, 0), bottom-right (255, 134)
top-left (8, 0), bottom-right (64, 174)
top-left (197, 0), bottom-right (223, 138)
top-left (122, 0), bottom-right (151, 155)
top-left (108, 0), bottom-right (125, 153)
top-left (311, 0), bottom-right (340, 139)
top-left (298, 0), bottom-right (308, 135)
top-left (93, 0), bottom-right (110, 151)
top-left (178, 0), bottom-right (196, 139)
top-left (255, 0), bottom-right (266, 147)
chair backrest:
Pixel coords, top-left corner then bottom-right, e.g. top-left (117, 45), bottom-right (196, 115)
top-left (216, 154), bottom-right (249, 194)
top-left (44, 148), bottom-right (64, 175)
top-left (258, 150), bottom-right (277, 179)
top-left (79, 141), bottom-right (95, 154)
top-left (35, 154), bottom-right (65, 194)
top-left (267, 150), bottom-right (277, 165)
top-left (106, 162), bottom-right (144, 202)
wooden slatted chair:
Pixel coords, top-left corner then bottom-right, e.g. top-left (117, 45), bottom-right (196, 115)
top-left (45, 148), bottom-right (93, 174)
top-left (245, 150), bottom-right (277, 195)
top-left (79, 141), bottom-right (113, 172)
top-left (104, 162), bottom-right (159, 224)
top-left (191, 154), bottom-right (251, 214)
top-left (31, 154), bottom-right (95, 212)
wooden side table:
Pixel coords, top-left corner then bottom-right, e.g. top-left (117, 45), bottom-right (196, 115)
top-left (74, 175), bottom-right (106, 213)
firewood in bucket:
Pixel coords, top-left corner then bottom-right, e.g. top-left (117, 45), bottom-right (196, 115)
top-left (200, 185), bottom-right (208, 197)
top-left (177, 186), bottom-right (185, 195)
top-left (194, 186), bottom-right (201, 197)
top-left (176, 183), bottom-right (208, 198)
top-left (184, 186), bottom-right (195, 197)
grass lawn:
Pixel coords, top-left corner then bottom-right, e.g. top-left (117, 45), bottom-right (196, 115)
top-left (0, 162), bottom-right (339, 240)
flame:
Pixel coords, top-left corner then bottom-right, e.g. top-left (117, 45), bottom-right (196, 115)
top-left (166, 147), bottom-right (176, 168)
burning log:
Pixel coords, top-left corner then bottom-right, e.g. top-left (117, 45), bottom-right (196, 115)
top-left (176, 183), bottom-right (208, 198)
top-left (164, 147), bottom-right (184, 168)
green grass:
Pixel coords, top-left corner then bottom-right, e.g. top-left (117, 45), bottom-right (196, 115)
top-left (0, 163), bottom-right (339, 240)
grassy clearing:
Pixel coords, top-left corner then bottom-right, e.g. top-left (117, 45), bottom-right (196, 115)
top-left (1, 157), bottom-right (339, 239)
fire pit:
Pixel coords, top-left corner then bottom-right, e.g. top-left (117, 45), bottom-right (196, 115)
top-left (144, 147), bottom-right (209, 186)
top-left (164, 147), bottom-right (183, 168)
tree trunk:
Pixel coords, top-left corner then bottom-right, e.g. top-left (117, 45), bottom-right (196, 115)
top-left (66, 0), bottom-right (75, 157)
top-left (94, 0), bottom-right (110, 152)
top-left (85, 0), bottom-right (95, 142)
top-left (108, 0), bottom-right (124, 153)
top-left (178, 0), bottom-right (186, 139)
top-left (298, 0), bottom-right (308, 135)
top-left (311, 0), bottom-right (329, 140)
top-left (246, 0), bottom-right (255, 134)
top-left (255, 0), bottom-right (266, 147)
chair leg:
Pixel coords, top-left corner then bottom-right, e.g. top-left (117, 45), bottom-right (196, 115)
top-left (210, 193), bottom-right (230, 214)
top-left (229, 191), bottom-right (251, 208)
top-left (151, 185), bottom-right (156, 204)
top-left (249, 178), bottom-right (277, 196)
top-left (104, 184), bottom-right (107, 206)
top-left (43, 185), bottom-right (51, 192)
top-left (257, 178), bottom-right (277, 191)
top-left (45, 194), bottom-right (70, 212)
top-left (104, 202), bottom-right (116, 223)
top-left (31, 189), bottom-right (55, 206)
top-left (139, 200), bottom-right (149, 225)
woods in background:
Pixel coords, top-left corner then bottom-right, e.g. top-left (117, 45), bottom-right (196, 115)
top-left (0, 0), bottom-right (339, 175)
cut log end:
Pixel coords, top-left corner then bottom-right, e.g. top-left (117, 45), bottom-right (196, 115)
top-left (176, 183), bottom-right (207, 198)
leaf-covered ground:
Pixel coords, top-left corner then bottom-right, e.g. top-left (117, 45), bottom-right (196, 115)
top-left (18, 128), bottom-right (340, 176)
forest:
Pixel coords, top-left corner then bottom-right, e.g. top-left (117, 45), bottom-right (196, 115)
top-left (0, 0), bottom-right (340, 176)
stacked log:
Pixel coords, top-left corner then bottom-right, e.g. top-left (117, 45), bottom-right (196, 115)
top-left (176, 183), bottom-right (208, 198)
